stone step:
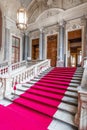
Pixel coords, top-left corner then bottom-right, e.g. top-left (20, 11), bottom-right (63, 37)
top-left (48, 119), bottom-right (78, 130)
top-left (58, 102), bottom-right (77, 115)
top-left (62, 96), bottom-right (78, 106)
top-left (17, 84), bottom-right (29, 91)
top-left (73, 75), bottom-right (82, 78)
top-left (0, 98), bottom-right (12, 106)
top-left (14, 90), bottom-right (24, 95)
top-left (71, 80), bottom-right (80, 84)
top-left (16, 88), bottom-right (78, 106)
top-left (67, 87), bottom-right (77, 92)
top-left (12, 90), bottom-right (77, 115)
top-left (75, 72), bottom-right (83, 74)
top-left (69, 83), bottom-right (80, 87)
top-left (18, 84), bottom-right (78, 99)
top-left (33, 78), bottom-right (80, 84)
top-left (53, 109), bottom-right (78, 128)
top-left (23, 82), bottom-right (78, 92)
top-left (36, 73), bottom-right (82, 80)
top-left (27, 80), bottom-right (80, 88)
top-left (65, 91), bottom-right (78, 98)
top-left (72, 77), bottom-right (82, 80)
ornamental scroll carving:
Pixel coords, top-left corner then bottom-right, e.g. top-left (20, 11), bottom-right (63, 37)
top-left (36, 9), bottom-right (60, 22)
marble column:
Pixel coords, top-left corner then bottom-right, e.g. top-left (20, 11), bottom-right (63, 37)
top-left (4, 28), bottom-right (10, 61)
top-left (25, 34), bottom-right (29, 61)
top-left (59, 24), bottom-right (65, 61)
top-left (81, 16), bottom-right (87, 58)
top-left (5, 28), bottom-right (12, 73)
top-left (28, 33), bottom-right (31, 59)
top-left (39, 28), bottom-right (44, 60)
top-left (58, 23), bottom-right (65, 66)
top-left (22, 33), bottom-right (29, 61)
top-left (22, 34), bottom-right (25, 60)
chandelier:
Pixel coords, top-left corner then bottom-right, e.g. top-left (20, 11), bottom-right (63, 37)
top-left (16, 7), bottom-right (27, 30)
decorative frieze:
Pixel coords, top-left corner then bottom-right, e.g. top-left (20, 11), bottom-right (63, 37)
top-left (63, 0), bottom-right (82, 9)
top-left (66, 18), bottom-right (82, 31)
top-left (44, 24), bottom-right (59, 35)
top-left (29, 30), bottom-right (40, 39)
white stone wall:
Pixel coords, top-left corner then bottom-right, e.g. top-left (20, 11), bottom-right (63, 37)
top-left (0, 0), bottom-right (23, 62)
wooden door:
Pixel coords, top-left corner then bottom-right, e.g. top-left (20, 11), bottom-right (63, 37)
top-left (47, 35), bottom-right (57, 67)
top-left (32, 38), bottom-right (39, 60)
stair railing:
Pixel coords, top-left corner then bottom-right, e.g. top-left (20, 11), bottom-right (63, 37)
top-left (0, 60), bottom-right (26, 75)
top-left (75, 67), bottom-right (87, 130)
top-left (11, 60), bottom-right (26, 71)
top-left (0, 59), bottom-right (50, 99)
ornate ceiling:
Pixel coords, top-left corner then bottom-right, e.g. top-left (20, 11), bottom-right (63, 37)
top-left (26, 0), bottom-right (87, 24)
top-left (20, 0), bottom-right (32, 8)
top-left (19, 0), bottom-right (87, 9)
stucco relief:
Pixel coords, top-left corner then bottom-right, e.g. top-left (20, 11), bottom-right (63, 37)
top-left (30, 30), bottom-right (40, 39)
top-left (28, 1), bottom-right (48, 24)
top-left (63, 0), bottom-right (83, 9)
top-left (44, 24), bottom-right (59, 34)
top-left (36, 9), bottom-right (60, 22)
top-left (47, 0), bottom-right (62, 8)
top-left (28, 8), bottom-right (39, 24)
top-left (66, 18), bottom-right (82, 31)
top-left (28, 0), bottom-right (63, 24)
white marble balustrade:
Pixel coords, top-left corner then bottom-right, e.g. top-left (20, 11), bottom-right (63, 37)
top-left (0, 59), bottom-right (50, 99)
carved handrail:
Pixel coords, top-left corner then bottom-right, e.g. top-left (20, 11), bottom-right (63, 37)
top-left (0, 66), bottom-right (8, 75)
top-left (0, 60), bottom-right (26, 75)
top-left (11, 60), bottom-right (26, 70)
top-left (11, 59), bottom-right (50, 85)
top-left (0, 60), bottom-right (8, 67)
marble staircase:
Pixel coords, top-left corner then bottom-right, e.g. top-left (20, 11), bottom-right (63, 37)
top-left (0, 67), bottom-right (84, 130)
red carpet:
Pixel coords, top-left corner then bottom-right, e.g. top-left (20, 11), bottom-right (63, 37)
top-left (0, 67), bottom-right (76, 130)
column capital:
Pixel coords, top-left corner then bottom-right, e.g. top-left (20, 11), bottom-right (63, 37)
top-left (39, 27), bottom-right (44, 33)
top-left (59, 20), bottom-right (66, 27)
top-left (24, 32), bottom-right (30, 36)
